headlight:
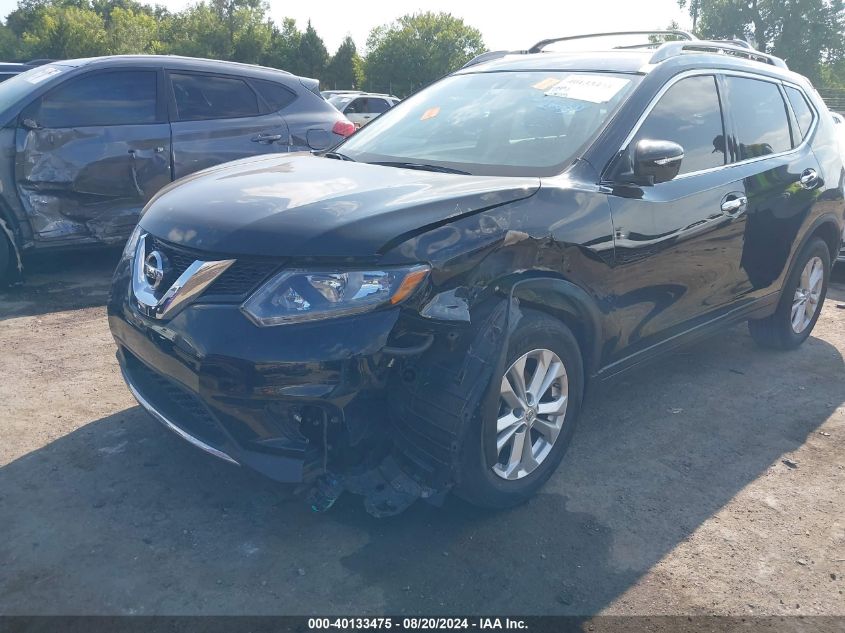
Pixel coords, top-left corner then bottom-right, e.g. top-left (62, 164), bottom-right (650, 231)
top-left (122, 224), bottom-right (144, 261)
top-left (241, 265), bottom-right (430, 326)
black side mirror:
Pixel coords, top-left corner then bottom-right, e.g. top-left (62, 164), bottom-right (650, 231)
top-left (633, 139), bottom-right (684, 185)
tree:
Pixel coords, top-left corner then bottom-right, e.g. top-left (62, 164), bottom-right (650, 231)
top-left (295, 20), bottom-right (327, 78)
top-left (262, 17), bottom-right (300, 71)
top-left (18, 4), bottom-right (108, 59)
top-left (364, 12), bottom-right (484, 97)
top-left (106, 6), bottom-right (162, 54)
top-left (166, 0), bottom-right (271, 63)
top-left (324, 35), bottom-right (363, 89)
top-left (678, 0), bottom-right (845, 82)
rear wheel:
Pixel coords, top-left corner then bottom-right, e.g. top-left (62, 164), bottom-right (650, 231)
top-left (456, 310), bottom-right (583, 508)
top-left (749, 238), bottom-right (830, 350)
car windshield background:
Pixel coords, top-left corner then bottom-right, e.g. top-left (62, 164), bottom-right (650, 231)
top-left (37, 71), bottom-right (158, 128)
top-left (171, 73), bottom-right (259, 121)
top-left (726, 76), bottom-right (792, 160)
top-left (338, 71), bottom-right (640, 177)
top-left (629, 75), bottom-right (726, 175)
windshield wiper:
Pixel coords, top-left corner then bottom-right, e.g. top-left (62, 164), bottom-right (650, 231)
top-left (368, 161), bottom-right (471, 175)
top-left (321, 151), bottom-right (356, 161)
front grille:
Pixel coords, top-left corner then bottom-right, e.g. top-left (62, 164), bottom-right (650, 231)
top-left (123, 350), bottom-right (227, 449)
top-left (149, 236), bottom-right (280, 300)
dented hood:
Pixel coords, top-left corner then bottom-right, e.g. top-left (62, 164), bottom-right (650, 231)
top-left (139, 153), bottom-right (540, 257)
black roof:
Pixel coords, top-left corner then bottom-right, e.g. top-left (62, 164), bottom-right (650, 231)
top-left (457, 48), bottom-right (804, 84)
top-left (52, 54), bottom-right (298, 80)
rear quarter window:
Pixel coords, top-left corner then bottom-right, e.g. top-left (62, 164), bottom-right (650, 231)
top-left (253, 79), bottom-right (297, 112)
top-left (784, 86), bottom-right (815, 143)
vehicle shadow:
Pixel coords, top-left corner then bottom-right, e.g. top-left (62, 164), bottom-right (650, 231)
top-left (0, 248), bottom-right (120, 321)
top-left (1, 323), bottom-right (843, 614)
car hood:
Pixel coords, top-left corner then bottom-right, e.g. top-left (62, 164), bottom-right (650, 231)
top-left (139, 153), bottom-right (540, 258)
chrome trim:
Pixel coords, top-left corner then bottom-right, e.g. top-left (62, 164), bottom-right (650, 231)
top-left (122, 367), bottom-right (240, 466)
top-left (132, 234), bottom-right (236, 319)
top-left (608, 69), bottom-right (820, 182)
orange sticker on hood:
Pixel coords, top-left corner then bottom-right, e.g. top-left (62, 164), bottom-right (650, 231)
top-left (420, 107), bottom-right (441, 120)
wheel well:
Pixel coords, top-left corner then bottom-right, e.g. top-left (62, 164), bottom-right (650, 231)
top-left (520, 300), bottom-right (597, 378)
top-left (810, 219), bottom-right (843, 262)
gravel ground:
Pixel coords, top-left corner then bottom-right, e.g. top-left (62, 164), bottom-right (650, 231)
top-left (1, 250), bottom-right (843, 616)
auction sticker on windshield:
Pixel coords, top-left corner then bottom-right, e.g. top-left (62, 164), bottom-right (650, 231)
top-left (545, 74), bottom-right (630, 103)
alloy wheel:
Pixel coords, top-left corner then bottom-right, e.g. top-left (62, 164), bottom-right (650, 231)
top-left (493, 348), bottom-right (568, 480)
top-left (791, 255), bottom-right (824, 334)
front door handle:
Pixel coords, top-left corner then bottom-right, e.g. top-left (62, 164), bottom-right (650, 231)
top-left (252, 133), bottom-right (283, 144)
top-left (799, 168), bottom-right (819, 189)
top-left (721, 194), bottom-right (747, 215)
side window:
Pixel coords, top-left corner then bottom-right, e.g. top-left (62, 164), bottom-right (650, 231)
top-left (37, 71), bottom-right (157, 128)
top-left (345, 98), bottom-right (366, 114)
top-left (785, 86), bottom-right (815, 143)
top-left (253, 79), bottom-right (297, 112)
top-left (171, 73), bottom-right (259, 121)
top-left (632, 75), bottom-right (725, 175)
top-left (369, 98), bottom-right (390, 114)
top-left (725, 76), bottom-right (791, 160)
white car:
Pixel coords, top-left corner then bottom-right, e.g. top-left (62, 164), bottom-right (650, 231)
top-left (328, 93), bottom-right (400, 128)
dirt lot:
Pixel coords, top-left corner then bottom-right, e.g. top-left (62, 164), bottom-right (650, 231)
top-left (1, 250), bottom-right (844, 616)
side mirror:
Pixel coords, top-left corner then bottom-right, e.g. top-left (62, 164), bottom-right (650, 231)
top-left (21, 118), bottom-right (41, 131)
top-left (633, 139), bottom-right (684, 185)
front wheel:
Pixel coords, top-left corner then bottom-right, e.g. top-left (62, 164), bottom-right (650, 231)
top-left (456, 310), bottom-right (584, 509)
top-left (0, 227), bottom-right (12, 287)
top-left (749, 238), bottom-right (831, 350)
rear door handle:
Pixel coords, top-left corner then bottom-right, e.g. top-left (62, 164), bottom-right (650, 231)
top-left (721, 194), bottom-right (747, 215)
top-left (799, 168), bottom-right (819, 189)
top-left (252, 133), bottom-right (283, 144)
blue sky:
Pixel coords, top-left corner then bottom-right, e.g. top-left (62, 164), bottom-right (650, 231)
top-left (0, 0), bottom-right (692, 54)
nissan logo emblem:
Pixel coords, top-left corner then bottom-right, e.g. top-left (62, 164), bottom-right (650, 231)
top-left (143, 250), bottom-right (168, 290)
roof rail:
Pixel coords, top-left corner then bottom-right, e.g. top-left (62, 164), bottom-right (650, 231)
top-left (649, 40), bottom-right (788, 69)
top-left (529, 31), bottom-right (695, 54)
top-left (461, 49), bottom-right (526, 69)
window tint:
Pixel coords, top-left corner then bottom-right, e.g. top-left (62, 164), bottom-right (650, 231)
top-left (368, 98), bottom-right (390, 114)
top-left (171, 73), bottom-right (259, 121)
top-left (726, 76), bottom-right (791, 160)
top-left (785, 86), bottom-right (814, 142)
top-left (632, 75), bottom-right (725, 175)
top-left (39, 71), bottom-right (157, 128)
top-left (254, 79), bottom-right (296, 111)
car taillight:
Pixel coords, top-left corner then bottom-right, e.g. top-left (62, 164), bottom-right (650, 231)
top-left (332, 120), bottom-right (356, 137)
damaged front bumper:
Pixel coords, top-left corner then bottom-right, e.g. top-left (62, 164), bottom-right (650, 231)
top-left (109, 271), bottom-right (406, 485)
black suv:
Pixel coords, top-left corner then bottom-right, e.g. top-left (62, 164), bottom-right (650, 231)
top-left (109, 32), bottom-right (844, 512)
top-left (0, 55), bottom-right (353, 285)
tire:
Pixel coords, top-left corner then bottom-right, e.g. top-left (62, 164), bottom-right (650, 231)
top-left (456, 310), bottom-right (584, 509)
top-left (0, 228), bottom-right (11, 287)
top-left (748, 237), bottom-right (831, 350)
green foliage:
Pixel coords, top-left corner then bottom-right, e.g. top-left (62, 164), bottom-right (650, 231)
top-left (0, 1), bottom-right (487, 97)
top-left (324, 35), bottom-right (363, 89)
top-left (294, 20), bottom-right (328, 78)
top-left (679, 0), bottom-right (845, 84)
top-left (19, 5), bottom-right (108, 59)
top-left (364, 11), bottom-right (485, 96)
